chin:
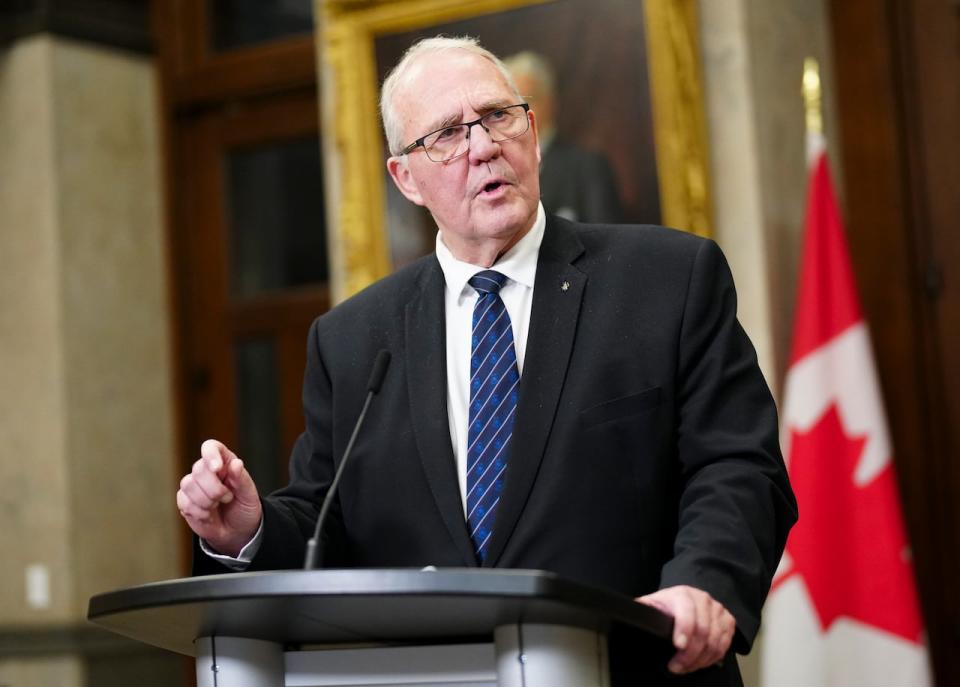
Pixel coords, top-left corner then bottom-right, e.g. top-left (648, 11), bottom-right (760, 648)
top-left (473, 203), bottom-right (534, 239)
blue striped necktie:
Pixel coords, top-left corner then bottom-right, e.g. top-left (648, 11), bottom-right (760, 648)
top-left (466, 270), bottom-right (520, 563)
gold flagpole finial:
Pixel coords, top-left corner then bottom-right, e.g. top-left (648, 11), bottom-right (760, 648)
top-left (802, 57), bottom-right (823, 136)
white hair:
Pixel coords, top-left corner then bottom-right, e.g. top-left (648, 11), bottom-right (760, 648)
top-left (380, 36), bottom-right (522, 156)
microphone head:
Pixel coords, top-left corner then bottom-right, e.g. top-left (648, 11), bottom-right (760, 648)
top-left (367, 350), bottom-right (391, 393)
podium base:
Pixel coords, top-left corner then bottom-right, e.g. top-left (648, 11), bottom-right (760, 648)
top-left (196, 637), bottom-right (284, 687)
top-left (195, 623), bottom-right (608, 686)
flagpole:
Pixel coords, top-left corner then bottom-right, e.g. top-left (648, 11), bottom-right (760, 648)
top-left (802, 57), bottom-right (825, 165)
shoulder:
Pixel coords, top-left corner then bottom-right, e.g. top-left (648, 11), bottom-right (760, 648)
top-left (553, 215), bottom-right (716, 267)
top-left (544, 216), bottom-right (731, 298)
top-left (578, 222), bottom-right (706, 250)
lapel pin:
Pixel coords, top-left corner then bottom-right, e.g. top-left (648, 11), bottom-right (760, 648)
top-left (560, 280), bottom-right (570, 292)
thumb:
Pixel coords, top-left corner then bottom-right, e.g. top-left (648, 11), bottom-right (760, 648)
top-left (223, 458), bottom-right (260, 506)
top-left (637, 593), bottom-right (671, 615)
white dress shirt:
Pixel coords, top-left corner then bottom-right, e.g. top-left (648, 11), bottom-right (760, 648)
top-left (203, 203), bottom-right (546, 565)
top-left (435, 203), bottom-right (545, 512)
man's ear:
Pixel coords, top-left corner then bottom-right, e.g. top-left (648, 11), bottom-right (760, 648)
top-left (387, 156), bottom-right (425, 206)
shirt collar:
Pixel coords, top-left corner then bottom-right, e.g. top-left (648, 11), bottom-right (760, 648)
top-left (435, 202), bottom-right (545, 301)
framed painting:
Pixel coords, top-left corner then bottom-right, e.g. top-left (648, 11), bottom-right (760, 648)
top-left (320, 0), bottom-right (711, 300)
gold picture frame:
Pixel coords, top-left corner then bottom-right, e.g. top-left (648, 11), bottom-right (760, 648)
top-left (319, 0), bottom-right (712, 301)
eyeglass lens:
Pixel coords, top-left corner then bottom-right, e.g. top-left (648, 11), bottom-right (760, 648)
top-left (425, 106), bottom-right (529, 161)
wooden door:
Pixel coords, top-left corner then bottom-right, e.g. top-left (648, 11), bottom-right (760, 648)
top-left (830, 0), bottom-right (960, 683)
top-left (175, 90), bottom-right (328, 495)
top-left (152, 0), bottom-right (325, 565)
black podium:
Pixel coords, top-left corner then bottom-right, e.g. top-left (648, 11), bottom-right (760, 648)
top-left (88, 569), bottom-right (672, 686)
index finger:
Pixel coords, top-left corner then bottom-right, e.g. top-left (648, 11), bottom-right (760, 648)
top-left (200, 439), bottom-right (236, 477)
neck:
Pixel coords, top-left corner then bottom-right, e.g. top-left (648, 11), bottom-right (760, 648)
top-left (443, 222), bottom-right (533, 267)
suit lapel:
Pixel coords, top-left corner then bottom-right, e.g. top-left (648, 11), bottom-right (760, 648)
top-left (404, 261), bottom-right (477, 566)
top-left (484, 218), bottom-right (586, 566)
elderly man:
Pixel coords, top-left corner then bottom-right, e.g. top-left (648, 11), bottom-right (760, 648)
top-left (177, 36), bottom-right (796, 685)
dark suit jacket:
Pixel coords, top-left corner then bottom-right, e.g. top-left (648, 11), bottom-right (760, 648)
top-left (195, 216), bottom-right (797, 686)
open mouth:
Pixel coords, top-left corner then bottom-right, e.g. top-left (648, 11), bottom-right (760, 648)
top-left (482, 181), bottom-right (504, 194)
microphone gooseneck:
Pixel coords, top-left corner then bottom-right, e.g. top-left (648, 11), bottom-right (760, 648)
top-left (303, 350), bottom-right (391, 570)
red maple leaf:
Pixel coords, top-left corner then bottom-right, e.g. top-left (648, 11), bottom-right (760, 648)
top-left (776, 403), bottom-right (923, 642)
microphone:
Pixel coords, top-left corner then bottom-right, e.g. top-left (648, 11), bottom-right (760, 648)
top-left (303, 350), bottom-right (391, 570)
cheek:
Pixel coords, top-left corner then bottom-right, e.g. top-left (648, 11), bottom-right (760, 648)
top-left (511, 145), bottom-right (541, 194)
top-left (518, 159), bottom-right (540, 196)
top-left (416, 173), bottom-right (469, 218)
top-left (414, 175), bottom-right (442, 205)
top-left (423, 169), bottom-right (468, 201)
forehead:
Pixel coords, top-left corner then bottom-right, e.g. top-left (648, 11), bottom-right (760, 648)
top-left (395, 50), bottom-right (515, 134)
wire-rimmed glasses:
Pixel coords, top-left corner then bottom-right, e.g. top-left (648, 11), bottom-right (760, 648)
top-left (400, 103), bottom-right (531, 162)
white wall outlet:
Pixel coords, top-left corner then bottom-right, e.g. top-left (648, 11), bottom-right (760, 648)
top-left (25, 563), bottom-right (51, 609)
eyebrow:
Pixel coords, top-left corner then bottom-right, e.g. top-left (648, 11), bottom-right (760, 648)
top-left (429, 111), bottom-right (463, 133)
top-left (425, 99), bottom-right (517, 134)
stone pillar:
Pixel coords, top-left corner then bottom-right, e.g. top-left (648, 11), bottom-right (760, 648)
top-left (0, 33), bottom-right (181, 686)
top-left (699, 0), bottom-right (836, 394)
top-left (698, 0), bottom-right (835, 684)
top-left (700, 0), bottom-right (777, 390)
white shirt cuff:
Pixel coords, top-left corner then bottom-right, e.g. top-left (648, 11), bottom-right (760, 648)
top-left (198, 518), bottom-right (264, 571)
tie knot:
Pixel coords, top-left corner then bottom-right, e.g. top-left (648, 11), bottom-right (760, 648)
top-left (469, 270), bottom-right (508, 295)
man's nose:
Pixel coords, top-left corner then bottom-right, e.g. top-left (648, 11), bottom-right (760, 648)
top-left (465, 122), bottom-right (500, 161)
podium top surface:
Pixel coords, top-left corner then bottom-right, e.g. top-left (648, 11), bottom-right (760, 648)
top-left (87, 568), bottom-right (672, 656)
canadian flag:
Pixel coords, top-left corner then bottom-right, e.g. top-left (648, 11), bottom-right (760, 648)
top-left (759, 142), bottom-right (931, 686)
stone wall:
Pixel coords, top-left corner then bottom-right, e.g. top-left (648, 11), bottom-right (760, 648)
top-left (0, 35), bottom-right (181, 686)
